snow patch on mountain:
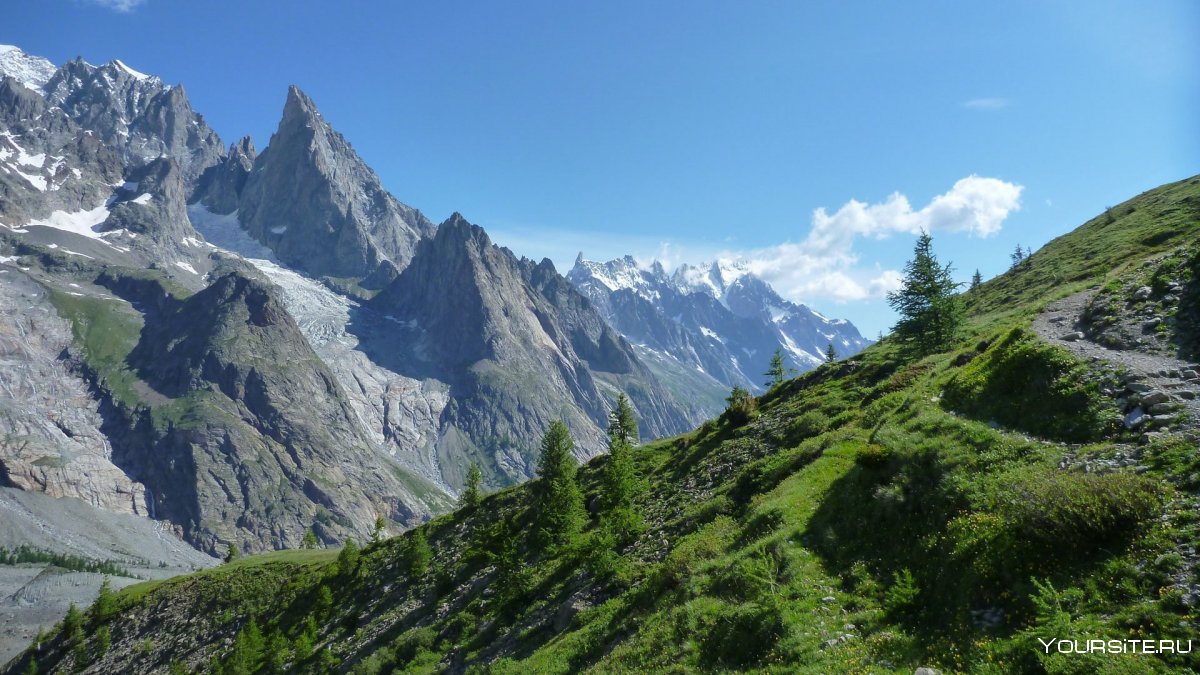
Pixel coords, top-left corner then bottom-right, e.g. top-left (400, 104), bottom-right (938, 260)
top-left (186, 204), bottom-right (276, 261)
top-left (0, 45), bottom-right (57, 92)
top-left (111, 59), bottom-right (149, 81)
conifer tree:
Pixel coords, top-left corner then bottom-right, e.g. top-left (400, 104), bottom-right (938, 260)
top-left (601, 395), bottom-right (645, 543)
top-left (300, 528), bottom-right (318, 550)
top-left (533, 421), bottom-right (586, 549)
top-left (825, 342), bottom-right (837, 363)
top-left (92, 577), bottom-right (116, 623)
top-left (460, 462), bottom-right (483, 508)
top-left (62, 603), bottom-right (82, 636)
top-left (1010, 244), bottom-right (1025, 269)
top-left (765, 348), bottom-right (789, 386)
top-left (224, 543), bottom-right (239, 563)
top-left (886, 232), bottom-right (963, 354)
top-left (96, 626), bottom-right (111, 657)
top-left (406, 528), bottom-right (432, 577)
top-left (725, 386), bottom-right (757, 425)
top-left (970, 268), bottom-right (983, 290)
top-left (265, 632), bottom-right (290, 675)
top-left (370, 516), bottom-right (387, 544)
top-left (337, 538), bottom-right (360, 577)
top-left (607, 394), bottom-right (639, 446)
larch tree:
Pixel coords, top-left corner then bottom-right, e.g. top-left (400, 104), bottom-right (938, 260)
top-left (460, 462), bottom-right (483, 508)
top-left (886, 232), bottom-right (963, 355)
top-left (601, 394), bottom-right (645, 543)
top-left (533, 420), bottom-right (586, 549)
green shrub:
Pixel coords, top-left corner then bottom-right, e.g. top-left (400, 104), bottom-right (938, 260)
top-left (943, 327), bottom-right (1118, 441)
top-left (700, 599), bottom-right (786, 668)
top-left (1005, 471), bottom-right (1162, 557)
top-left (883, 568), bottom-right (920, 620)
top-left (724, 387), bottom-right (757, 426)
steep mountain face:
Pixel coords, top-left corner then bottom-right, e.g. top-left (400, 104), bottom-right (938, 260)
top-left (568, 255), bottom-right (871, 393)
top-left (97, 269), bottom-right (449, 554)
top-left (371, 214), bottom-right (699, 482)
top-left (230, 86), bottom-right (434, 283)
top-left (41, 56), bottom-right (223, 186)
top-left (194, 135), bottom-right (254, 215)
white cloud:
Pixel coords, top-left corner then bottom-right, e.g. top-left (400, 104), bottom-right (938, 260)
top-left (730, 176), bottom-right (1023, 302)
top-left (493, 175), bottom-right (1023, 306)
top-left (963, 97), bottom-right (1010, 110)
top-left (85, 0), bottom-right (146, 12)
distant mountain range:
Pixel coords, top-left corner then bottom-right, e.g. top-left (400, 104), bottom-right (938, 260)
top-left (568, 254), bottom-right (871, 394)
top-left (0, 45), bottom-right (868, 560)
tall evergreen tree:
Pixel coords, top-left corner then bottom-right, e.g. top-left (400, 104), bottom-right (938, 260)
top-left (825, 342), bottom-right (837, 363)
top-left (92, 577), bottom-right (116, 623)
top-left (533, 421), bottom-right (586, 549)
top-left (970, 268), bottom-right (983, 290)
top-left (765, 348), bottom-right (789, 386)
top-left (606, 394), bottom-right (639, 446)
top-left (601, 396), bottom-right (645, 543)
top-left (337, 538), bottom-right (360, 576)
top-left (1010, 244), bottom-right (1025, 269)
top-left (460, 462), bottom-right (483, 508)
top-left (886, 232), bottom-right (963, 354)
top-left (224, 543), bottom-right (239, 563)
top-left (406, 528), bottom-right (432, 577)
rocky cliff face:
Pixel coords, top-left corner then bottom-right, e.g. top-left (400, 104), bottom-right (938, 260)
top-left (233, 86), bottom-right (434, 283)
top-left (194, 136), bottom-right (255, 215)
top-left (0, 268), bottom-right (148, 516)
top-left (41, 56), bottom-right (223, 186)
top-left (92, 269), bottom-right (449, 553)
top-left (568, 255), bottom-right (871, 394)
top-left (371, 214), bottom-right (698, 482)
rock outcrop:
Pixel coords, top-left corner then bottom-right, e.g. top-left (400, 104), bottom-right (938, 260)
top-left (235, 86), bottom-right (434, 282)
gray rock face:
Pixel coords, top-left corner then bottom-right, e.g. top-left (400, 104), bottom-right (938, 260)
top-left (236, 86), bottom-right (434, 282)
top-left (568, 255), bottom-right (871, 395)
top-left (371, 214), bottom-right (698, 483)
top-left (42, 57), bottom-right (223, 186)
top-left (97, 270), bottom-right (450, 553)
top-left (194, 135), bottom-right (255, 215)
top-left (0, 267), bottom-right (148, 516)
top-left (101, 157), bottom-right (196, 253)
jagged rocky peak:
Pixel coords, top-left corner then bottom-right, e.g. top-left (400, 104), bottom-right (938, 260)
top-left (234, 85), bottom-right (434, 282)
top-left (101, 156), bottom-right (198, 249)
top-left (34, 52), bottom-right (224, 185)
top-left (0, 44), bottom-right (57, 92)
top-left (195, 135), bottom-right (256, 214)
top-left (372, 213), bottom-right (695, 479)
top-left (0, 75), bottom-right (46, 123)
top-left (568, 252), bottom-right (872, 392)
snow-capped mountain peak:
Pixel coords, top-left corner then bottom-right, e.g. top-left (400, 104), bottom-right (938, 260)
top-left (568, 252), bottom-right (653, 293)
top-left (111, 59), bottom-right (150, 81)
top-left (0, 45), bottom-right (57, 92)
top-left (671, 258), bottom-right (752, 304)
top-left (569, 253), bottom-right (872, 392)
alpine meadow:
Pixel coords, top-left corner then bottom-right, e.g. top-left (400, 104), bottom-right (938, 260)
top-left (1, 3), bottom-right (1197, 674)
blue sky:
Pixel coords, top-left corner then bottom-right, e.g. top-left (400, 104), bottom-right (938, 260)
top-left (7, 1), bottom-right (1198, 335)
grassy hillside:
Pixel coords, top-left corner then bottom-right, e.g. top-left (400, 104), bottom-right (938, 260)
top-left (8, 174), bottom-right (1200, 674)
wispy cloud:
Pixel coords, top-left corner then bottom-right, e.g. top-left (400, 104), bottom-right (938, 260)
top-left (491, 176), bottom-right (1024, 305)
top-left (84, 0), bottom-right (147, 12)
top-left (962, 97), bottom-right (1010, 110)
